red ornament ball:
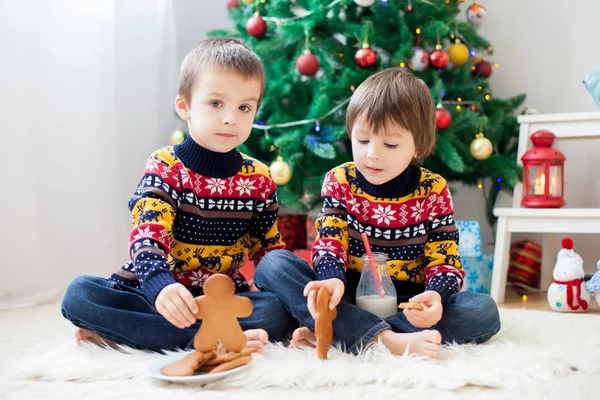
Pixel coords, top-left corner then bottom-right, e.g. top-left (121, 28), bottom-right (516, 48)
top-left (436, 108), bottom-right (452, 130)
top-left (246, 16), bottom-right (267, 38)
top-left (354, 47), bottom-right (376, 68)
top-left (472, 60), bottom-right (492, 78)
top-left (429, 49), bottom-right (449, 69)
top-left (296, 53), bottom-right (320, 76)
top-left (227, 0), bottom-right (239, 9)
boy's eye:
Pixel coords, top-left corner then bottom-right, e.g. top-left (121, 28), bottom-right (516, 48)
top-left (210, 101), bottom-right (223, 108)
top-left (384, 144), bottom-right (398, 149)
top-left (239, 105), bottom-right (252, 112)
top-left (356, 139), bottom-right (369, 144)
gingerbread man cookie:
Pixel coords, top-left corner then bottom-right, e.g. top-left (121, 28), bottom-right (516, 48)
top-left (160, 350), bottom-right (216, 376)
top-left (193, 274), bottom-right (253, 353)
top-left (161, 346), bottom-right (257, 377)
top-left (315, 286), bottom-right (337, 360)
top-left (204, 347), bottom-right (258, 366)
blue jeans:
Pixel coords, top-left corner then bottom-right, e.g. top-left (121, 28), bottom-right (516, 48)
top-left (61, 275), bottom-right (296, 353)
top-left (254, 250), bottom-right (501, 353)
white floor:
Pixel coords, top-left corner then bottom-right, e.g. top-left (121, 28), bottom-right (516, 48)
top-left (1, 301), bottom-right (599, 400)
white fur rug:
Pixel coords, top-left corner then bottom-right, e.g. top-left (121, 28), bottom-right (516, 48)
top-left (1, 304), bottom-right (599, 399)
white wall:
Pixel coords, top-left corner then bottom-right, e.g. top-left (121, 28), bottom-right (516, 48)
top-left (173, 0), bottom-right (232, 64)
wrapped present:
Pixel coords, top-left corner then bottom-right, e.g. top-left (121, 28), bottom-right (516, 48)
top-left (306, 214), bottom-right (318, 246)
top-left (241, 249), bottom-right (313, 280)
top-left (461, 254), bottom-right (494, 294)
top-left (455, 220), bottom-right (483, 257)
top-left (508, 240), bottom-right (542, 288)
top-left (456, 220), bottom-right (492, 294)
top-left (277, 214), bottom-right (307, 251)
top-left (294, 249), bottom-right (312, 265)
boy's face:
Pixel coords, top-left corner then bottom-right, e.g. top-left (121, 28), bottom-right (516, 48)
top-left (351, 115), bottom-right (418, 186)
top-left (175, 69), bottom-right (262, 153)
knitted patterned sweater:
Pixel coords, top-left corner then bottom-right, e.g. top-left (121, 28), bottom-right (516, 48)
top-left (311, 162), bottom-right (464, 304)
top-left (110, 138), bottom-right (284, 305)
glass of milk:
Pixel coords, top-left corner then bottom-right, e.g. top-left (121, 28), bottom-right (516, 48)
top-left (355, 252), bottom-right (398, 318)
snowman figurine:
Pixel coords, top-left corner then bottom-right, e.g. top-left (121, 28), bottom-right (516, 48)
top-left (547, 237), bottom-right (591, 312)
top-left (584, 260), bottom-right (600, 307)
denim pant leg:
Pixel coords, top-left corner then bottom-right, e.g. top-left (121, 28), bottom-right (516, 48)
top-left (385, 291), bottom-right (501, 344)
top-left (254, 249), bottom-right (391, 353)
top-left (62, 275), bottom-right (296, 352)
top-left (236, 291), bottom-right (297, 343)
top-left (61, 275), bottom-right (193, 352)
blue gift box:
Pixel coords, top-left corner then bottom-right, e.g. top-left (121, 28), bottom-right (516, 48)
top-left (456, 220), bottom-right (493, 295)
top-left (455, 220), bottom-right (482, 257)
top-left (461, 254), bottom-right (494, 294)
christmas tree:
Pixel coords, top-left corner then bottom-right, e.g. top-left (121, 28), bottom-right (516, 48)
top-left (205, 0), bottom-right (525, 226)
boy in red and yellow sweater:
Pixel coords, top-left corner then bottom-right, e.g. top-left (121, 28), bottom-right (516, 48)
top-left (254, 68), bottom-right (500, 358)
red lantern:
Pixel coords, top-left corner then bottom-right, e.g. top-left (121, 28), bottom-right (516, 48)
top-left (521, 130), bottom-right (566, 208)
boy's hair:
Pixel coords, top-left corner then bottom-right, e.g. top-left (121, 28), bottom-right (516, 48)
top-left (346, 68), bottom-right (437, 161)
top-left (178, 37), bottom-right (266, 108)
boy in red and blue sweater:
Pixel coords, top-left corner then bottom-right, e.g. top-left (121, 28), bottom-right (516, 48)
top-left (254, 68), bottom-right (500, 358)
top-left (61, 38), bottom-right (295, 352)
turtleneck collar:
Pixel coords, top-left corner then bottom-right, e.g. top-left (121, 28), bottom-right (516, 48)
top-left (355, 165), bottom-right (422, 198)
top-left (174, 137), bottom-right (243, 178)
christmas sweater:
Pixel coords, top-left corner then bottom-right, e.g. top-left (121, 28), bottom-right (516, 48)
top-left (110, 137), bottom-right (284, 305)
top-left (311, 162), bottom-right (464, 304)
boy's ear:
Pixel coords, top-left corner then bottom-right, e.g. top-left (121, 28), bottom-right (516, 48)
top-left (175, 95), bottom-right (190, 120)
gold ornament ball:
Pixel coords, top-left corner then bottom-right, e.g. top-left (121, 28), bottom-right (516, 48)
top-left (242, 0), bottom-right (253, 4)
top-left (448, 42), bottom-right (470, 66)
top-left (470, 136), bottom-right (493, 160)
top-left (270, 156), bottom-right (293, 185)
top-left (170, 129), bottom-right (187, 145)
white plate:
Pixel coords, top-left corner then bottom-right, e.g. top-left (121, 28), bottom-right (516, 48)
top-left (147, 352), bottom-right (251, 383)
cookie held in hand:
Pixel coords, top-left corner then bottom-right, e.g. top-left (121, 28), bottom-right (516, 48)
top-left (398, 302), bottom-right (425, 310)
top-left (315, 286), bottom-right (337, 360)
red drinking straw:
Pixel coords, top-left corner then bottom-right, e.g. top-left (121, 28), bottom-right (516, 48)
top-left (361, 232), bottom-right (385, 298)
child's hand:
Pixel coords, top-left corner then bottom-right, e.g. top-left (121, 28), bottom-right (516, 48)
top-left (403, 290), bottom-right (443, 328)
top-left (303, 278), bottom-right (345, 320)
top-left (155, 283), bottom-right (199, 329)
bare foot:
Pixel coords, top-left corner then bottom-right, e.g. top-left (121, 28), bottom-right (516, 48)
top-left (74, 328), bottom-right (116, 348)
top-left (244, 329), bottom-right (269, 354)
top-left (289, 326), bottom-right (316, 349)
top-left (378, 329), bottom-right (442, 359)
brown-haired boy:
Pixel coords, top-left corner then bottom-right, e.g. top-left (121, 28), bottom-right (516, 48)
top-left (253, 68), bottom-right (500, 358)
top-left (61, 37), bottom-right (295, 352)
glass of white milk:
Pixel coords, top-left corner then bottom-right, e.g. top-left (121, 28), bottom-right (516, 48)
top-left (355, 252), bottom-right (398, 318)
